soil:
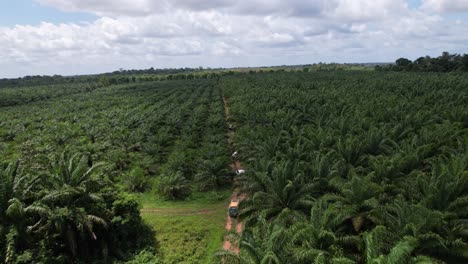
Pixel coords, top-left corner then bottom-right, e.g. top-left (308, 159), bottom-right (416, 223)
top-left (221, 89), bottom-right (245, 255)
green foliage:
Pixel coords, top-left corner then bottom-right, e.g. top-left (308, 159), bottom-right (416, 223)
top-left (158, 171), bottom-right (192, 200)
top-left (0, 154), bottom-right (156, 263)
top-left (141, 197), bottom-right (228, 264)
top-left (123, 166), bottom-right (150, 192)
top-left (1, 68), bottom-right (467, 263)
top-left (99, 76), bottom-right (111, 87)
top-left (0, 78), bottom-right (231, 262)
top-left (110, 194), bottom-right (156, 256)
top-left (123, 249), bottom-right (162, 264)
top-left (239, 160), bottom-right (314, 227)
top-left (380, 52), bottom-right (468, 72)
top-left (220, 70), bottom-right (468, 263)
top-left (0, 82), bottom-right (99, 107)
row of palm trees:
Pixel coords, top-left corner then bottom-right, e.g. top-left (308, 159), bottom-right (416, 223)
top-left (1, 78), bottom-right (233, 262)
top-left (156, 83), bottom-right (231, 199)
top-left (217, 71), bottom-right (468, 263)
top-left (0, 152), bottom-right (155, 263)
top-left (1, 79), bottom-right (229, 197)
top-left (0, 81), bottom-right (99, 108)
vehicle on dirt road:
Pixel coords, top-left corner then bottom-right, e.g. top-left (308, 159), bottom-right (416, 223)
top-left (235, 169), bottom-right (245, 175)
top-left (229, 199), bottom-right (239, 217)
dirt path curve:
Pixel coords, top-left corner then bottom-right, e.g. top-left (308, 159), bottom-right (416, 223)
top-left (221, 87), bottom-right (245, 256)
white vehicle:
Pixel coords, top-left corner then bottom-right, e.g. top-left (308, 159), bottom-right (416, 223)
top-left (235, 169), bottom-right (245, 175)
top-left (231, 151), bottom-right (238, 158)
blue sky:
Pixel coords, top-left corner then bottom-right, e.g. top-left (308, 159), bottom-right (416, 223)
top-left (0, 0), bottom-right (436, 26)
top-left (408, 0), bottom-right (422, 8)
top-left (0, 0), bottom-right (95, 26)
top-left (1, 0), bottom-right (468, 78)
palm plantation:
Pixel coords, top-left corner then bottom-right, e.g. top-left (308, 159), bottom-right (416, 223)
top-left (1, 70), bottom-right (467, 263)
top-left (218, 71), bottom-right (468, 264)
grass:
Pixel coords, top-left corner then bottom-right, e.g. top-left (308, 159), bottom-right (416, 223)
top-left (138, 189), bottom-right (231, 264)
top-left (136, 188), bottom-right (231, 209)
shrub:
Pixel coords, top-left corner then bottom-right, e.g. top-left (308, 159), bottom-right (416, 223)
top-left (123, 166), bottom-right (150, 193)
top-left (158, 171), bottom-right (191, 200)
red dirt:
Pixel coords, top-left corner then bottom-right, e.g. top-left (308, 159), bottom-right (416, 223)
top-left (230, 192), bottom-right (238, 200)
top-left (234, 161), bottom-right (242, 171)
top-left (221, 89), bottom-right (246, 257)
top-left (225, 214), bottom-right (233, 230)
top-left (229, 161), bottom-right (242, 171)
top-left (236, 221), bottom-right (243, 234)
top-left (223, 240), bottom-right (232, 251)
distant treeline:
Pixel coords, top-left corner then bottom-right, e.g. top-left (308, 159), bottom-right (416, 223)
top-left (377, 52), bottom-right (468, 72)
top-left (0, 75), bottom-right (96, 89)
top-left (108, 66), bottom-right (216, 75)
top-left (0, 67), bottom-right (214, 89)
top-left (0, 63), bottom-right (379, 89)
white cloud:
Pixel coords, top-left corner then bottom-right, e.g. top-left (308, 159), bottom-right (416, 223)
top-left (37, 0), bottom-right (407, 20)
top-left (328, 0), bottom-right (409, 22)
top-left (421, 0), bottom-right (468, 13)
top-left (0, 0), bottom-right (467, 77)
top-left (36, 0), bottom-right (309, 17)
top-left (37, 0), bottom-right (167, 16)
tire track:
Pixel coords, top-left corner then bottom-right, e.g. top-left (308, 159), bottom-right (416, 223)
top-left (221, 86), bottom-right (245, 256)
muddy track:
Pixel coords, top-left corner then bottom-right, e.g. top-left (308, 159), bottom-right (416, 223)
top-left (221, 86), bottom-right (245, 256)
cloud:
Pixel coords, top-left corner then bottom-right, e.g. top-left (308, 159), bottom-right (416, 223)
top-left (0, 1), bottom-right (467, 77)
top-left (36, 0), bottom-right (167, 16)
top-left (37, 0), bottom-right (407, 20)
top-left (171, 0), bottom-right (233, 11)
top-left (328, 0), bottom-right (409, 22)
top-left (36, 0), bottom-right (288, 17)
top-left (421, 0), bottom-right (468, 13)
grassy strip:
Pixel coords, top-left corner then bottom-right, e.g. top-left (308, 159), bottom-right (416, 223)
top-left (137, 189), bottom-right (231, 209)
top-left (139, 190), bottom-right (230, 264)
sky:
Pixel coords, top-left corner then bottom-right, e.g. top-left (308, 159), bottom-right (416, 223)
top-left (1, 0), bottom-right (468, 78)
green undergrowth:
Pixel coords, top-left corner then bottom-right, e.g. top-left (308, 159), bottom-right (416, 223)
top-left (137, 188), bottom-right (231, 209)
top-left (138, 189), bottom-right (230, 263)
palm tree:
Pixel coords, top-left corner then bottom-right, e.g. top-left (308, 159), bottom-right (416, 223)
top-left (362, 126), bottom-right (395, 156)
top-left (0, 162), bottom-right (23, 262)
top-left (364, 226), bottom-right (421, 264)
top-left (373, 195), bottom-right (468, 263)
top-left (46, 152), bottom-right (105, 190)
top-left (325, 175), bottom-right (382, 232)
top-left (0, 161), bottom-right (42, 262)
top-left (305, 150), bottom-right (342, 193)
top-left (216, 221), bottom-right (289, 264)
top-left (28, 152), bottom-right (108, 259)
top-left (417, 154), bottom-right (468, 213)
top-left (288, 199), bottom-right (358, 263)
top-left (158, 171), bottom-right (192, 200)
top-left (336, 136), bottom-right (367, 176)
top-left (123, 166), bottom-right (149, 192)
top-left (239, 160), bottom-right (315, 227)
top-left (1, 162), bottom-right (21, 223)
top-left (195, 157), bottom-right (230, 191)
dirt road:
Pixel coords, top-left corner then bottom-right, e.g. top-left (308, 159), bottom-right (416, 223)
top-left (221, 89), bottom-right (245, 255)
